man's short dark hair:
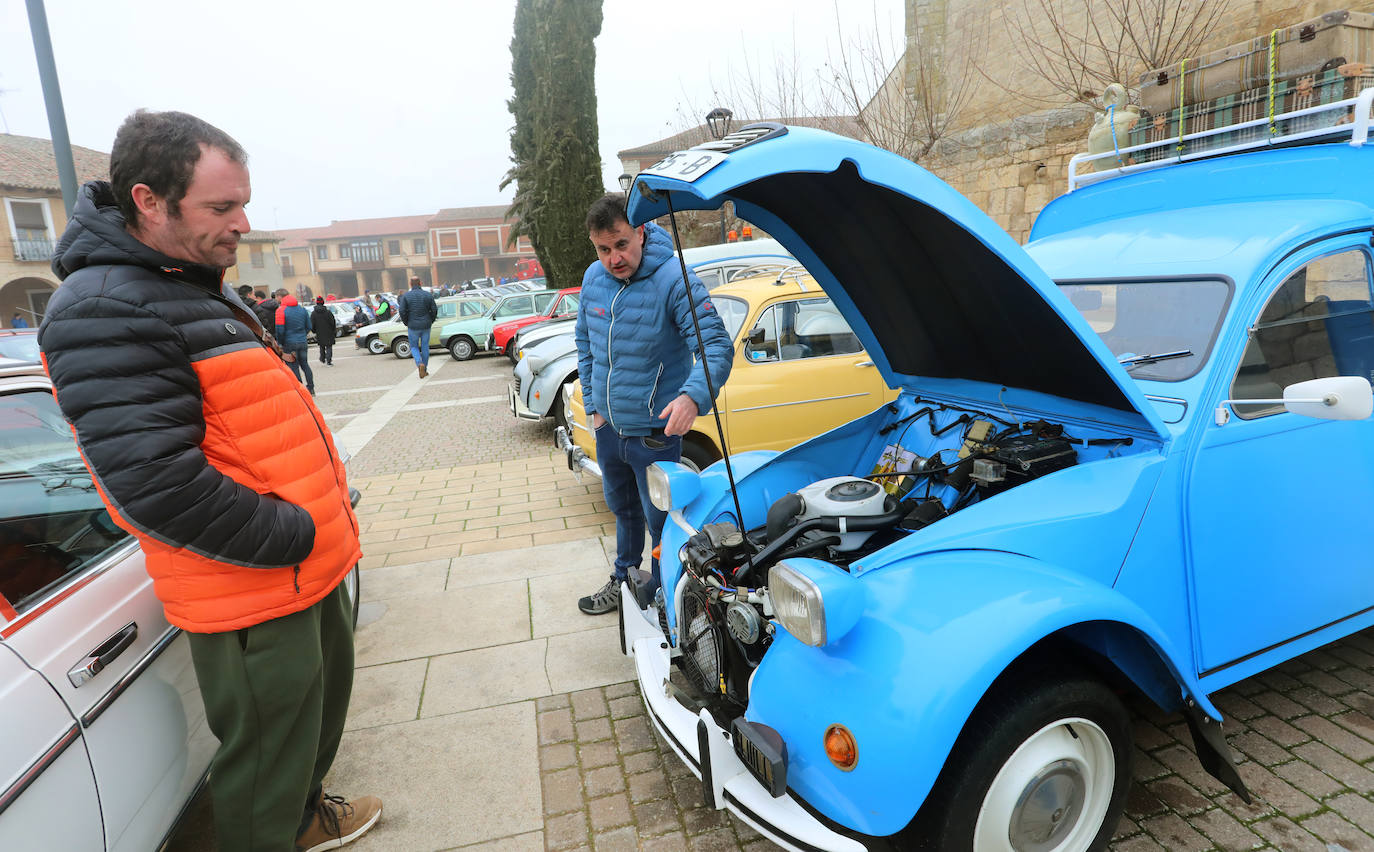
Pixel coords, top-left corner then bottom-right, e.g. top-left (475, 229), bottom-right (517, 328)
top-left (274, 288), bottom-right (289, 298)
top-left (254, 290), bottom-right (267, 300)
top-left (110, 110), bottom-right (247, 229)
top-left (236, 284), bottom-right (253, 297)
top-left (585, 193), bottom-right (630, 233)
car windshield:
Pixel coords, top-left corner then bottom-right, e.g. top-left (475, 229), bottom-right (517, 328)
top-left (1059, 278), bottom-right (1232, 381)
top-left (0, 388), bottom-right (131, 611)
top-left (0, 334), bottom-right (40, 362)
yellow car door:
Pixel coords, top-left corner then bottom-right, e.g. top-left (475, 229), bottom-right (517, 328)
top-left (724, 295), bottom-right (893, 453)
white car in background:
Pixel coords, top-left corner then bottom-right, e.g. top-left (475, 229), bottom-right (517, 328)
top-left (0, 361), bottom-right (360, 850)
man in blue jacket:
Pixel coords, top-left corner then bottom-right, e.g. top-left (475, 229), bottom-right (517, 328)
top-left (397, 276), bottom-right (438, 377)
top-left (574, 193), bottom-right (733, 615)
top-left (276, 294), bottom-right (315, 394)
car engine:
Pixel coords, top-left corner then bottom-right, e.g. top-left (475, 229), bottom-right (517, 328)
top-left (669, 411), bottom-right (1094, 714)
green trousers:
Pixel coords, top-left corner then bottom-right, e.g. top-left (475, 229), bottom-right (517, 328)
top-left (187, 581), bottom-right (355, 852)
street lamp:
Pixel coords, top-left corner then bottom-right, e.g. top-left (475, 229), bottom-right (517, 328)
top-left (618, 173), bottom-right (632, 193)
top-left (705, 108), bottom-right (734, 243)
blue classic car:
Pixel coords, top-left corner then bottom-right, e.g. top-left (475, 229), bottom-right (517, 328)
top-left (616, 117), bottom-right (1374, 851)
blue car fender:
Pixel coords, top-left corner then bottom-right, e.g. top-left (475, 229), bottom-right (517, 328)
top-left (745, 548), bottom-right (1212, 837)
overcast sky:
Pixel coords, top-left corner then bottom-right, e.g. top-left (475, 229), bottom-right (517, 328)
top-left (0, 0), bottom-right (902, 231)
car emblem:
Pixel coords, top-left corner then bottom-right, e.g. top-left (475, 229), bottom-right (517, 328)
top-left (225, 323), bottom-right (238, 334)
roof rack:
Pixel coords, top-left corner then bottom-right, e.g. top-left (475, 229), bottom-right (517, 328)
top-left (1067, 87), bottom-right (1374, 192)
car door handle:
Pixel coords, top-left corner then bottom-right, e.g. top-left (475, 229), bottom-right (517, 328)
top-left (68, 622), bottom-right (138, 687)
top-left (856, 360), bottom-right (874, 368)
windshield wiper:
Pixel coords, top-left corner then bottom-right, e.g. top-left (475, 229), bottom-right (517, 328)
top-left (1117, 349), bottom-right (1193, 369)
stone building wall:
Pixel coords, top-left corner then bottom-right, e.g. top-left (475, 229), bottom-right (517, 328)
top-left (909, 0), bottom-right (1374, 242)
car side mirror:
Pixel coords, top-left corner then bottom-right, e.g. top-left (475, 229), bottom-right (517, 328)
top-left (746, 326), bottom-right (765, 346)
top-left (1215, 375), bottom-right (1373, 425)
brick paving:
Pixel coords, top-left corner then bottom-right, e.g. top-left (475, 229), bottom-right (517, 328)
top-left (169, 341), bottom-right (1374, 851)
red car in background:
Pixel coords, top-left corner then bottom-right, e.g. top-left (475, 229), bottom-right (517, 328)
top-left (490, 287), bottom-right (579, 359)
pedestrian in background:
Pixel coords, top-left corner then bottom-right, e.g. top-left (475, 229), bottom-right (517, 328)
top-left (312, 296), bottom-right (337, 365)
top-left (573, 193), bottom-right (733, 615)
top-left (255, 287), bottom-right (281, 332)
top-left (277, 293), bottom-right (316, 394)
top-left (38, 108), bottom-right (379, 852)
top-left (397, 275), bottom-right (438, 378)
top-left (10, 311), bottom-right (29, 328)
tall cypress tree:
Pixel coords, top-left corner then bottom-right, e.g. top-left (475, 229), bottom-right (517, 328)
top-left (503, 0), bottom-right (604, 288)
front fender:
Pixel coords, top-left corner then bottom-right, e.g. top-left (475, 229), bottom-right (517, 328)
top-left (747, 549), bottom-right (1211, 837)
top-left (530, 357), bottom-right (578, 415)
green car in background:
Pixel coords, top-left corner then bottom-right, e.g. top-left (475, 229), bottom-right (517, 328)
top-left (439, 289), bottom-right (558, 360)
top-left (355, 295), bottom-right (494, 358)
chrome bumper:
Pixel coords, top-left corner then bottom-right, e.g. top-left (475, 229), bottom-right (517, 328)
top-left (554, 425), bottom-right (601, 478)
top-left (509, 383), bottom-right (541, 422)
top-left (618, 583), bottom-right (866, 852)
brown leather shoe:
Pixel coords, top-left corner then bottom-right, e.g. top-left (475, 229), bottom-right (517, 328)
top-left (417, 363), bottom-right (428, 378)
top-left (296, 793), bottom-right (382, 851)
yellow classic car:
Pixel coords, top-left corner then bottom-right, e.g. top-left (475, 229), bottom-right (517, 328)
top-left (558, 270), bottom-right (898, 472)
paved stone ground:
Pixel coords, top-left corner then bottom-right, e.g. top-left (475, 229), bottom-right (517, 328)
top-left (168, 338), bottom-right (1374, 851)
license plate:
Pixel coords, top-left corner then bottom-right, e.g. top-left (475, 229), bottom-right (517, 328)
top-left (640, 149), bottom-right (727, 183)
top-left (731, 718), bottom-right (788, 798)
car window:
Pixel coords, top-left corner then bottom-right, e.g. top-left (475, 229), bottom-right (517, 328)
top-left (1060, 278), bottom-right (1231, 381)
top-left (0, 335), bottom-right (40, 362)
top-left (438, 303), bottom-right (456, 318)
top-left (696, 268), bottom-right (726, 290)
top-left (461, 301), bottom-right (486, 317)
top-left (1231, 249), bottom-right (1374, 418)
top-left (714, 296), bottom-right (749, 341)
top-left (0, 389), bottom-right (131, 613)
top-left (497, 296), bottom-right (534, 319)
top-left (743, 297), bottom-right (861, 362)
top-left (555, 294), bottom-right (579, 316)
top-left (534, 292), bottom-right (557, 313)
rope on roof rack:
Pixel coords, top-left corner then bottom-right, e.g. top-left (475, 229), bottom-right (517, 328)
top-left (1267, 30), bottom-right (1280, 136)
top-left (1177, 58), bottom-right (1188, 153)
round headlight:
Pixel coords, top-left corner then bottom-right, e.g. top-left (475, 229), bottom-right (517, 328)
top-left (646, 463), bottom-right (672, 511)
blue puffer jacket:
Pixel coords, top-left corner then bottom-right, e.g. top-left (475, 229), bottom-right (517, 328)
top-left (574, 222), bottom-right (733, 436)
top-left (398, 287), bottom-right (438, 330)
top-left (276, 297), bottom-right (311, 347)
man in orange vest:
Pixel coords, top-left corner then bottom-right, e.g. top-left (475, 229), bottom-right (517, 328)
top-left (39, 110), bottom-right (381, 852)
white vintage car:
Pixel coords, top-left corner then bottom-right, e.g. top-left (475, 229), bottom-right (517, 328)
top-left (0, 360), bottom-right (359, 850)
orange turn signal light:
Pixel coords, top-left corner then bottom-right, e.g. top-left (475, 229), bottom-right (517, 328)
top-left (823, 724), bottom-right (857, 771)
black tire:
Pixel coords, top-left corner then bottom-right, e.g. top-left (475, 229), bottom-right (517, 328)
top-left (392, 338), bottom-right (411, 359)
top-left (366, 335), bottom-right (385, 355)
top-left (505, 341), bottom-right (518, 363)
top-left (679, 437), bottom-right (719, 473)
top-left (549, 390), bottom-right (566, 436)
top-left (449, 336), bottom-right (476, 361)
top-left (903, 672), bottom-right (1131, 852)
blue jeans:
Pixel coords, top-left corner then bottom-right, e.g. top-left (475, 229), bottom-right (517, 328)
top-left (407, 328), bottom-right (430, 366)
top-left (286, 344), bottom-right (314, 392)
top-left (594, 423), bottom-right (682, 594)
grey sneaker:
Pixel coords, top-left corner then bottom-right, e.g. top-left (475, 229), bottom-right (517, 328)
top-left (578, 577), bottom-right (620, 615)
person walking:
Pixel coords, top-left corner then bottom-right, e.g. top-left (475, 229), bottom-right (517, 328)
top-left (312, 296), bottom-right (337, 365)
top-left (573, 193), bottom-right (733, 615)
top-left (277, 294), bottom-right (316, 394)
top-left (397, 276), bottom-right (438, 378)
top-left (37, 109), bottom-right (380, 852)
top-left (255, 287), bottom-right (281, 332)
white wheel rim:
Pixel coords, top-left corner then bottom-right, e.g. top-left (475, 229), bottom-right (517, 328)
top-left (973, 717), bottom-right (1115, 852)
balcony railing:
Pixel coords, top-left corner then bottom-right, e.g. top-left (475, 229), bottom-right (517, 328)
top-left (14, 238), bottom-right (55, 262)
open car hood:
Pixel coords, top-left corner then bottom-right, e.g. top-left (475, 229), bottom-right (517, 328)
top-left (626, 125), bottom-right (1168, 439)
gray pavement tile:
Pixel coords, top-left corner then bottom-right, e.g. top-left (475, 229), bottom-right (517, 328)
top-left (449, 537), bottom-right (610, 590)
top-left (546, 627), bottom-right (636, 694)
top-left (421, 639), bottom-right (553, 716)
top-left (353, 579), bottom-right (530, 666)
top-left (533, 568), bottom-right (625, 638)
top-left (327, 703), bottom-right (541, 852)
top-left (359, 559), bottom-right (449, 602)
top-left (347, 658), bottom-right (427, 731)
